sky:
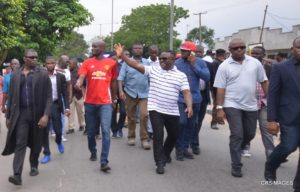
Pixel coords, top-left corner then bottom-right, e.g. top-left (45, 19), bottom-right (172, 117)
top-left (77, 0), bottom-right (300, 43)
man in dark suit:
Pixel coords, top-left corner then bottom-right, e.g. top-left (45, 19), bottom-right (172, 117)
top-left (40, 56), bottom-right (70, 164)
top-left (265, 37), bottom-right (300, 192)
top-left (2, 49), bottom-right (52, 185)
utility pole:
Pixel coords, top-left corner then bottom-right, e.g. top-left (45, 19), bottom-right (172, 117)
top-left (259, 5), bottom-right (268, 43)
top-left (169, 0), bottom-right (174, 50)
top-left (111, 0), bottom-right (114, 50)
top-left (186, 24), bottom-right (189, 40)
top-left (194, 11), bottom-right (207, 45)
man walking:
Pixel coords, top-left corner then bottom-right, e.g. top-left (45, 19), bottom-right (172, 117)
top-left (175, 41), bottom-right (210, 160)
top-left (40, 56), bottom-right (70, 164)
top-left (118, 43), bottom-right (151, 149)
top-left (214, 38), bottom-right (268, 177)
top-left (2, 49), bottom-right (52, 185)
top-left (114, 43), bottom-right (193, 174)
top-left (66, 58), bottom-right (86, 134)
top-left (76, 40), bottom-right (117, 172)
top-left (265, 37), bottom-right (300, 192)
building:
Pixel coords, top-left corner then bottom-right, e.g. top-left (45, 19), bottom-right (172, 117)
top-left (214, 25), bottom-right (300, 58)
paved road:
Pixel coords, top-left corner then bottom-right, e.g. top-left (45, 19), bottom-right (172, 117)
top-left (0, 113), bottom-right (297, 192)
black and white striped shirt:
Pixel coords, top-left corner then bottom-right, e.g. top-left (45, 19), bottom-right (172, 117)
top-left (144, 65), bottom-right (190, 116)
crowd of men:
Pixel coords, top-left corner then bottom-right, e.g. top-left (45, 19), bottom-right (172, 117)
top-left (1, 36), bottom-right (300, 192)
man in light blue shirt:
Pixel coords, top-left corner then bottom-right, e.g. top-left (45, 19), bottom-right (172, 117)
top-left (118, 43), bottom-right (151, 149)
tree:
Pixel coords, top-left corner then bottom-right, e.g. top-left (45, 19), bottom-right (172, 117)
top-left (1, 0), bottom-right (93, 63)
top-left (110, 4), bottom-right (189, 51)
top-left (187, 26), bottom-right (215, 49)
top-left (0, 0), bottom-right (25, 64)
top-left (52, 31), bottom-right (89, 59)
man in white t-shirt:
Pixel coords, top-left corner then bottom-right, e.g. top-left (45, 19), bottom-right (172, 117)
top-left (214, 38), bottom-right (268, 178)
top-left (114, 43), bottom-right (193, 175)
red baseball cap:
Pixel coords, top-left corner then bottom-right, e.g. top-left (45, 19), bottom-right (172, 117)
top-left (180, 41), bottom-right (196, 51)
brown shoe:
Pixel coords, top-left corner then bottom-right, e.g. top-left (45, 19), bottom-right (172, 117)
top-left (141, 140), bottom-right (151, 150)
top-left (128, 139), bottom-right (135, 146)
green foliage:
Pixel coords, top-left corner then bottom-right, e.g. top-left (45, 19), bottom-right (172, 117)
top-left (0, 0), bottom-right (25, 63)
top-left (187, 26), bottom-right (215, 49)
top-left (52, 31), bottom-right (89, 60)
top-left (1, 0), bottom-right (93, 62)
top-left (111, 4), bottom-right (189, 51)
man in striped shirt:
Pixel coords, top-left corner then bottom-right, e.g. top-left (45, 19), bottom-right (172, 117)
top-left (114, 43), bottom-right (193, 174)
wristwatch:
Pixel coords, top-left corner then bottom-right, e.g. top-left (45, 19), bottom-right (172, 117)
top-left (113, 99), bottom-right (118, 104)
top-left (216, 105), bottom-right (223, 110)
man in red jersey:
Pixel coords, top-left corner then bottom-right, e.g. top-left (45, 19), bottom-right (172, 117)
top-left (76, 40), bottom-right (117, 172)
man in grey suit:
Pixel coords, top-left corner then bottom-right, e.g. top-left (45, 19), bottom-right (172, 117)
top-left (2, 49), bottom-right (52, 185)
top-left (265, 37), bottom-right (300, 192)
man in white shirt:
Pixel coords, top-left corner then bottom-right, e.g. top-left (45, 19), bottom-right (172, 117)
top-left (214, 38), bottom-right (268, 178)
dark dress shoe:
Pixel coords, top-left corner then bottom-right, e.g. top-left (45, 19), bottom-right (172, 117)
top-left (100, 164), bottom-right (111, 172)
top-left (264, 163), bottom-right (276, 181)
top-left (183, 150), bottom-right (194, 159)
top-left (165, 156), bottom-right (172, 164)
top-left (66, 129), bottom-right (74, 134)
top-left (29, 167), bottom-right (39, 176)
top-left (90, 152), bottom-right (97, 161)
top-left (8, 175), bottom-right (22, 185)
top-left (192, 147), bottom-right (200, 155)
top-left (176, 150), bottom-right (184, 161)
top-left (231, 168), bottom-right (243, 177)
top-left (156, 164), bottom-right (165, 174)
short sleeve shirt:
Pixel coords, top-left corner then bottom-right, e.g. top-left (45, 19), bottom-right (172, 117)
top-left (79, 57), bottom-right (117, 104)
top-left (144, 65), bottom-right (189, 116)
top-left (213, 55), bottom-right (267, 111)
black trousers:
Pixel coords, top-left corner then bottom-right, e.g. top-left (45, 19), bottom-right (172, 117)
top-left (191, 90), bottom-right (209, 148)
top-left (111, 99), bottom-right (127, 133)
top-left (42, 102), bottom-right (62, 155)
top-left (224, 107), bottom-right (257, 169)
top-left (150, 111), bottom-right (180, 165)
top-left (13, 109), bottom-right (40, 175)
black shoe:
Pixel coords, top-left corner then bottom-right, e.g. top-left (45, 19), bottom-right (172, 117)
top-left (148, 132), bottom-right (153, 140)
top-left (176, 150), bottom-right (184, 161)
top-left (79, 126), bottom-right (84, 131)
top-left (165, 156), bottom-right (172, 164)
top-left (192, 147), bottom-right (200, 155)
top-left (183, 150), bottom-right (194, 159)
top-left (282, 158), bottom-right (288, 163)
top-left (29, 167), bottom-right (39, 176)
top-left (83, 129), bottom-right (87, 135)
top-left (100, 164), bottom-right (111, 172)
top-left (264, 163), bottom-right (276, 181)
top-left (66, 129), bottom-right (74, 134)
top-left (8, 175), bottom-right (22, 185)
top-left (90, 152), bottom-right (97, 161)
top-left (156, 164), bottom-right (165, 174)
top-left (231, 167), bottom-right (243, 177)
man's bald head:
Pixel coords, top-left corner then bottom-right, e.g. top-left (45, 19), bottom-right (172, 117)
top-left (92, 40), bottom-right (106, 57)
top-left (229, 38), bottom-right (245, 48)
top-left (228, 38), bottom-right (246, 62)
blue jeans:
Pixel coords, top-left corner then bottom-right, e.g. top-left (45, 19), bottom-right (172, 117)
top-left (266, 123), bottom-right (300, 190)
top-left (85, 104), bottom-right (112, 165)
top-left (176, 102), bottom-right (201, 151)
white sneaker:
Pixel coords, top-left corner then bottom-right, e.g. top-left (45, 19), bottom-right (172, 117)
top-left (51, 133), bottom-right (56, 137)
top-left (62, 136), bottom-right (68, 142)
top-left (241, 150), bottom-right (252, 157)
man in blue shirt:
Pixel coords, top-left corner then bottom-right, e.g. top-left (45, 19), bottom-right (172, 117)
top-left (175, 41), bottom-right (210, 161)
top-left (2, 58), bottom-right (20, 113)
top-left (118, 43), bottom-right (151, 149)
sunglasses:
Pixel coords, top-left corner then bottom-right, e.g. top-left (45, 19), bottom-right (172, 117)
top-left (159, 57), bottom-right (168, 61)
top-left (230, 46), bottom-right (246, 51)
top-left (25, 56), bottom-right (38, 59)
